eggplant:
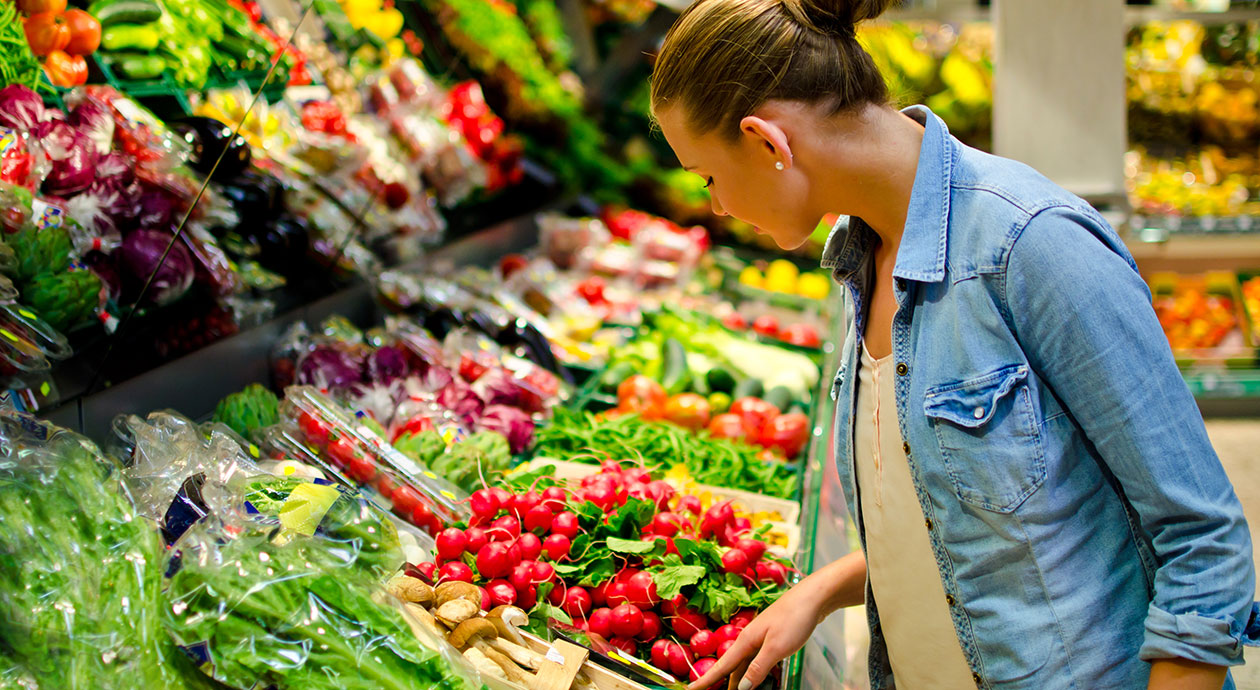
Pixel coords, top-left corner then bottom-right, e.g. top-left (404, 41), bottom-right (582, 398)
top-left (171, 116), bottom-right (252, 180)
top-left (257, 213), bottom-right (310, 269)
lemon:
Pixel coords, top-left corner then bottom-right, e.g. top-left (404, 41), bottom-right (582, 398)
top-left (738, 266), bottom-right (764, 289)
top-left (797, 272), bottom-right (831, 299)
top-left (766, 259), bottom-right (799, 282)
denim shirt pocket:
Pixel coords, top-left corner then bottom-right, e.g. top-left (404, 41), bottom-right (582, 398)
top-left (923, 364), bottom-right (1047, 513)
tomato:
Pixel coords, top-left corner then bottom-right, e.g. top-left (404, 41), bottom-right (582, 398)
top-left (662, 393), bottom-right (711, 431)
top-left (390, 485), bottom-right (424, 519)
top-left (751, 314), bottom-right (780, 337)
top-left (576, 276), bottom-right (607, 305)
top-left (17, 0), bottom-right (66, 15)
top-left (326, 435), bottom-right (359, 469)
top-left (780, 323), bottom-right (821, 348)
top-left (24, 13), bottom-right (69, 57)
top-left (392, 414), bottom-right (434, 441)
top-left (62, 9), bottom-right (100, 56)
top-left (616, 375), bottom-right (667, 419)
top-left (345, 455), bottom-right (377, 483)
top-left (707, 413), bottom-right (746, 441)
top-left (721, 312), bottom-right (747, 330)
top-left (299, 411), bottom-right (331, 445)
top-left (730, 397), bottom-right (780, 436)
top-left (759, 412), bottom-right (810, 458)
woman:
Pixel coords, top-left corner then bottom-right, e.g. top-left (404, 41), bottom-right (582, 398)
top-left (649, 1), bottom-right (1260, 689)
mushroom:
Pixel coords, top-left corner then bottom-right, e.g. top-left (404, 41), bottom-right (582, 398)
top-left (434, 598), bottom-right (479, 628)
top-left (463, 647), bottom-right (507, 681)
top-left (404, 602), bottom-right (446, 639)
top-left (388, 576), bottom-right (435, 606)
top-left (449, 618), bottom-right (535, 686)
top-left (435, 581), bottom-right (482, 608)
top-left (485, 606), bottom-right (543, 670)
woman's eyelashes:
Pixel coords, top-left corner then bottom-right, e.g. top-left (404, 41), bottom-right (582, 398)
top-left (704, 176), bottom-right (714, 189)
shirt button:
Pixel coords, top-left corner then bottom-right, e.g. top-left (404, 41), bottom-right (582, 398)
top-left (896, 362), bottom-right (908, 376)
top-left (902, 441), bottom-right (910, 455)
top-left (946, 594), bottom-right (957, 607)
top-left (972, 671), bottom-right (983, 686)
top-left (973, 407), bottom-right (985, 419)
top-left (924, 518), bottom-right (933, 530)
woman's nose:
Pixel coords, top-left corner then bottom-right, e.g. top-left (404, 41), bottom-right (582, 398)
top-left (710, 193), bottom-right (727, 217)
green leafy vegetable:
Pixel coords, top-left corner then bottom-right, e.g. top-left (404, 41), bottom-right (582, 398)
top-left (212, 384), bottom-right (281, 440)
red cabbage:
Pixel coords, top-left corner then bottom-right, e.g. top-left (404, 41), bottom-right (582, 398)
top-left (437, 378), bottom-right (484, 427)
top-left (96, 152), bottom-right (136, 189)
top-left (298, 346), bottom-right (364, 390)
top-left (367, 345), bottom-right (409, 384)
top-left (118, 229), bottom-right (195, 305)
top-left (0, 85), bottom-right (45, 133)
top-left (134, 186), bottom-right (178, 232)
top-left (68, 100), bottom-right (115, 156)
top-left (477, 405), bottom-right (534, 454)
top-left (472, 367), bottom-right (545, 414)
top-left (34, 120), bottom-right (97, 196)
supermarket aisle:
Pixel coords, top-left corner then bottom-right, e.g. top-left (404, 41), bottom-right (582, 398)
top-left (840, 419), bottom-right (1260, 690)
top-left (1207, 420), bottom-right (1260, 690)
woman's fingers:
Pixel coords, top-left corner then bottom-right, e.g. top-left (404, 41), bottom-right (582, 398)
top-left (727, 658), bottom-right (752, 690)
top-left (732, 645), bottom-right (781, 690)
top-left (687, 633), bottom-right (757, 690)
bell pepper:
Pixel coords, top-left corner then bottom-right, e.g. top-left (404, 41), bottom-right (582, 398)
top-left (101, 23), bottom-right (160, 51)
top-left (43, 49), bottom-right (87, 86)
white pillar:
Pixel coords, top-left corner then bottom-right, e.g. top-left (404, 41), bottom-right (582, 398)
top-left (993, 0), bottom-right (1126, 200)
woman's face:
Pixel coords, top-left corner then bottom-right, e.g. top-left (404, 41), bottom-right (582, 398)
top-left (656, 107), bottom-right (821, 251)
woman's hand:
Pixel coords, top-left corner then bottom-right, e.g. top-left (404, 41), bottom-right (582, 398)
top-left (688, 552), bottom-right (867, 690)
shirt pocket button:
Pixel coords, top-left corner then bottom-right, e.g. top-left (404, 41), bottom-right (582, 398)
top-left (973, 406), bottom-right (984, 419)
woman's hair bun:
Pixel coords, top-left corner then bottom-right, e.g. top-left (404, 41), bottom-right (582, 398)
top-left (794, 0), bottom-right (896, 34)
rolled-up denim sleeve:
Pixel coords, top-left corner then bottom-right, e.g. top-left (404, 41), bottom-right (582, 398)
top-left (1004, 205), bottom-right (1260, 667)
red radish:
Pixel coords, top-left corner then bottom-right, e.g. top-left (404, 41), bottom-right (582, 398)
top-left (543, 533), bottom-right (571, 561)
top-left (469, 489), bottom-right (500, 520)
top-left (491, 515), bottom-right (522, 541)
top-left (626, 571), bottom-right (659, 608)
top-left (652, 512), bottom-right (684, 537)
top-left (541, 486), bottom-right (567, 512)
top-left (477, 542), bottom-right (511, 578)
top-left (677, 495), bottom-right (703, 516)
top-left (721, 548), bottom-right (750, 574)
top-left (717, 639), bottom-right (737, 658)
top-left (733, 517), bottom-right (752, 534)
top-left (511, 491), bottom-right (541, 518)
top-left (610, 604), bottom-right (645, 637)
top-left (667, 643), bottom-right (693, 677)
top-left (562, 587), bottom-right (593, 619)
top-left (480, 587), bottom-right (491, 611)
top-left (548, 584), bottom-right (566, 606)
top-left (651, 639), bottom-right (672, 669)
top-left (609, 637), bottom-right (638, 655)
top-left (622, 467), bottom-right (652, 484)
top-left (412, 561), bottom-right (437, 583)
top-left (700, 501), bottom-right (736, 539)
top-left (532, 561), bottom-right (555, 584)
top-left (714, 624), bottom-right (741, 645)
top-left (506, 541), bottom-right (523, 568)
top-left (599, 460), bottom-right (624, 475)
top-left (605, 581), bottom-right (631, 608)
top-left (437, 561), bottom-right (473, 583)
top-left (756, 560), bottom-right (788, 585)
top-left (691, 657), bottom-right (718, 682)
top-left (689, 629), bottom-right (717, 657)
top-left (661, 594), bottom-right (686, 617)
top-left (435, 528), bottom-right (468, 561)
top-left (511, 562), bottom-right (535, 592)
top-left (730, 610), bottom-right (757, 629)
top-left (551, 511), bottom-right (580, 539)
top-left (671, 608), bottom-right (708, 640)
top-left (590, 580), bottom-right (610, 606)
top-left (638, 611), bottom-right (662, 641)
top-left (517, 585), bottom-right (538, 609)
top-left (465, 526), bottom-right (489, 554)
top-left (588, 608), bottom-right (614, 638)
top-left (517, 532), bottom-right (543, 561)
top-left (487, 579), bottom-right (516, 606)
top-left (734, 539), bottom-right (766, 563)
top-left (489, 487), bottom-right (513, 510)
top-left (524, 504), bottom-right (554, 533)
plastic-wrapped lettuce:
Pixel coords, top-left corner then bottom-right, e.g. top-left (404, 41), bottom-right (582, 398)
top-left (165, 517), bottom-right (484, 690)
top-left (0, 411), bottom-right (211, 689)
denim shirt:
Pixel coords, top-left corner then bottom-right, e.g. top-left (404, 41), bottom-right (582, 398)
top-left (823, 106), bottom-right (1260, 689)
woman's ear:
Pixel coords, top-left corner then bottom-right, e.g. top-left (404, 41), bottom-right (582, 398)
top-left (739, 115), bottom-right (793, 170)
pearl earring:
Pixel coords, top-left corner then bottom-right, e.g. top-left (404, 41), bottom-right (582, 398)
top-left (775, 161), bottom-right (784, 171)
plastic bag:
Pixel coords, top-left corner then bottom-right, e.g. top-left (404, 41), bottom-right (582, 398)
top-left (0, 410), bottom-right (211, 689)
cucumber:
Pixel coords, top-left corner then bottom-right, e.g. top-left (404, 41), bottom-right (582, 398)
top-left (660, 338), bottom-right (691, 395)
top-left (764, 386), bottom-right (793, 412)
top-left (733, 377), bottom-right (764, 400)
top-left (705, 367), bottom-right (737, 394)
top-left (88, 0), bottom-right (162, 26)
top-left (691, 371), bottom-right (710, 396)
top-left (599, 361), bottom-right (637, 392)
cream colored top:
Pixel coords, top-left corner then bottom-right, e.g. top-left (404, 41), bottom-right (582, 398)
top-left (854, 344), bottom-right (974, 688)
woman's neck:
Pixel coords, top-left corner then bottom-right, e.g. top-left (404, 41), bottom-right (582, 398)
top-left (812, 105), bottom-right (925, 252)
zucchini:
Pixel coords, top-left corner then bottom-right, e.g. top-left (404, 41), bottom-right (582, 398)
top-left (109, 53), bottom-right (165, 80)
top-left (705, 367), bottom-right (737, 394)
top-left (764, 386), bottom-right (793, 412)
top-left (660, 338), bottom-right (690, 395)
top-left (733, 377), bottom-right (764, 400)
top-left (88, 0), bottom-right (162, 26)
top-left (599, 361), bottom-right (637, 393)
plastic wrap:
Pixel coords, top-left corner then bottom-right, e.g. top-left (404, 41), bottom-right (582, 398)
top-left (0, 411), bottom-right (210, 689)
top-left (538, 212), bottom-right (609, 270)
top-left (0, 303), bottom-right (72, 388)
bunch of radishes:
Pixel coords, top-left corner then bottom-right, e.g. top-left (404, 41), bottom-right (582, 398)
top-left (405, 460), bottom-right (793, 683)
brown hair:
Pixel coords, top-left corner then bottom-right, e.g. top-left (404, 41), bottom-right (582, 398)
top-left (650, 0), bottom-right (896, 139)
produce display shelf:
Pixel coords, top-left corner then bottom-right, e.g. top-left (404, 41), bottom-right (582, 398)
top-left (883, 5), bottom-right (1260, 27)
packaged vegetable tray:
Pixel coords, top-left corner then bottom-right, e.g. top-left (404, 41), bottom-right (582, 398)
top-left (1150, 271), bottom-right (1258, 369)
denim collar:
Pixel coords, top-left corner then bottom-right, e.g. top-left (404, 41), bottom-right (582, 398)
top-left (820, 105), bottom-right (952, 284)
